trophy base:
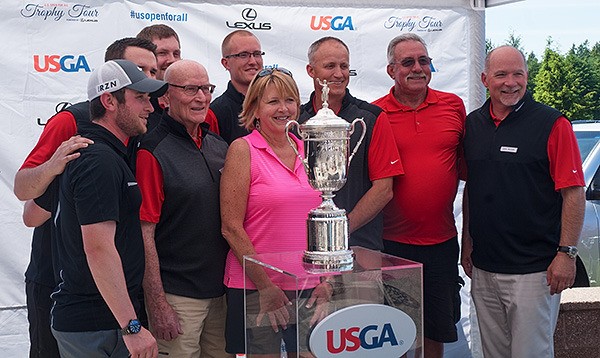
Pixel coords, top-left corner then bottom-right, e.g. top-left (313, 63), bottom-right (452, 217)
top-left (303, 249), bottom-right (354, 273)
top-left (304, 207), bottom-right (353, 273)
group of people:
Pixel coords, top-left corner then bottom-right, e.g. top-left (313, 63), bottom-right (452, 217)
top-left (14, 22), bottom-right (584, 358)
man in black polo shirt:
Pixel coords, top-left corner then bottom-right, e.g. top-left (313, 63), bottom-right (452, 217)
top-left (210, 30), bottom-right (264, 144)
top-left (15, 37), bottom-right (159, 358)
top-left (299, 36), bottom-right (403, 250)
top-left (51, 60), bottom-right (167, 357)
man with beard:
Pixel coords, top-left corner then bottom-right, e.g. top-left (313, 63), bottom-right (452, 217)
top-left (14, 37), bottom-right (159, 358)
top-left (50, 60), bottom-right (167, 357)
top-left (210, 30), bottom-right (264, 144)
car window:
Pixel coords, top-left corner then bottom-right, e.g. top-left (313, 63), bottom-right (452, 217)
top-left (575, 131), bottom-right (600, 162)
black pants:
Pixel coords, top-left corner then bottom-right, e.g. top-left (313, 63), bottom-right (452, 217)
top-left (26, 280), bottom-right (60, 358)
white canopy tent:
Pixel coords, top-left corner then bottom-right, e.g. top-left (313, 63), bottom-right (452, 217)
top-left (0, 0), bottom-right (520, 356)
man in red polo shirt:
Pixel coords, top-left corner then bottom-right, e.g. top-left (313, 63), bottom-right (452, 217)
top-left (373, 33), bottom-right (466, 358)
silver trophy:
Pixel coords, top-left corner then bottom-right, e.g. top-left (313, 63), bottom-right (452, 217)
top-left (286, 79), bottom-right (366, 272)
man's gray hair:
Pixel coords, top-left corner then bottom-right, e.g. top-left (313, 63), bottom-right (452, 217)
top-left (386, 33), bottom-right (428, 65)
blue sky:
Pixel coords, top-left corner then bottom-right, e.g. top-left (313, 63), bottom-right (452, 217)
top-left (486, 0), bottom-right (600, 57)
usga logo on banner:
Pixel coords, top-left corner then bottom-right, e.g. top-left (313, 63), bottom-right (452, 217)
top-left (33, 55), bottom-right (91, 73)
top-left (309, 304), bottom-right (417, 357)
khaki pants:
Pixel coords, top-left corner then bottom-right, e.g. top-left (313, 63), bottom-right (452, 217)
top-left (472, 267), bottom-right (560, 358)
top-left (155, 293), bottom-right (232, 358)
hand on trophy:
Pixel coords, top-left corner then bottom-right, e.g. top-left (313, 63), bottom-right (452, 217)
top-left (256, 284), bottom-right (292, 332)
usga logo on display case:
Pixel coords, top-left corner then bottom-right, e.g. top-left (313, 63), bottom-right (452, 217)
top-left (309, 303), bottom-right (417, 357)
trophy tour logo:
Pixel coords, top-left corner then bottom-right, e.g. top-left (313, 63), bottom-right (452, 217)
top-left (309, 304), bottom-right (417, 357)
top-left (310, 15), bottom-right (356, 31)
top-left (20, 3), bottom-right (99, 22)
top-left (226, 8), bottom-right (271, 30)
top-left (383, 14), bottom-right (443, 32)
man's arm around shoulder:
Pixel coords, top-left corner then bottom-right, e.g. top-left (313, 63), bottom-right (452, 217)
top-left (14, 135), bottom-right (93, 200)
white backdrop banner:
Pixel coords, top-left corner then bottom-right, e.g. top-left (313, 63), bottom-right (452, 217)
top-left (0, 1), bottom-right (483, 355)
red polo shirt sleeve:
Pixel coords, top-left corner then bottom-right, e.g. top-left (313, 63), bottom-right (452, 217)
top-left (136, 149), bottom-right (164, 223)
top-left (367, 111), bottom-right (405, 181)
top-left (205, 108), bottom-right (220, 135)
top-left (20, 111), bottom-right (77, 169)
top-left (548, 117), bottom-right (585, 190)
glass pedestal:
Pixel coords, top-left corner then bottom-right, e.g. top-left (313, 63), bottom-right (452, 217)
top-left (243, 246), bottom-right (423, 357)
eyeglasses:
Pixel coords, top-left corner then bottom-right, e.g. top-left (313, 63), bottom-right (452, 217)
top-left (224, 51), bottom-right (265, 60)
top-left (391, 56), bottom-right (433, 68)
top-left (169, 83), bottom-right (216, 96)
top-left (256, 67), bottom-right (293, 78)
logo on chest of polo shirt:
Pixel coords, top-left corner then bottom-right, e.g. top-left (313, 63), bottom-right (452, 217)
top-left (500, 146), bottom-right (518, 154)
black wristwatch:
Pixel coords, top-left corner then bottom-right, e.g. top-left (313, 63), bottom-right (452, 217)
top-left (121, 319), bottom-right (142, 335)
top-left (557, 245), bottom-right (578, 259)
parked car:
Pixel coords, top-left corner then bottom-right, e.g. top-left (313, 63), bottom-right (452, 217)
top-left (573, 120), bottom-right (600, 286)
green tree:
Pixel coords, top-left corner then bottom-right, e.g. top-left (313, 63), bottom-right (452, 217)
top-left (526, 52), bottom-right (540, 94)
top-left (589, 42), bottom-right (600, 118)
top-left (563, 42), bottom-right (599, 119)
top-left (533, 47), bottom-right (571, 114)
top-left (485, 38), bottom-right (494, 54)
top-left (505, 31), bottom-right (524, 53)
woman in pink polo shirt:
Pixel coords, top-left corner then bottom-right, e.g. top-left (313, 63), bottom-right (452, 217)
top-left (220, 68), bottom-right (328, 356)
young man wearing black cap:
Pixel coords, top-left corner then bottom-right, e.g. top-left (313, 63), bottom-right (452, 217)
top-left (50, 60), bottom-right (167, 357)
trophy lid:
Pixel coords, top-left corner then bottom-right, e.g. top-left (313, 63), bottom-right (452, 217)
top-left (301, 79), bottom-right (351, 131)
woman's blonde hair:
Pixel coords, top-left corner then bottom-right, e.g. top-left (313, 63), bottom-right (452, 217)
top-left (239, 68), bottom-right (300, 130)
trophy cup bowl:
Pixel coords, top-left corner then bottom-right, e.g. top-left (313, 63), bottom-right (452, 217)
top-left (286, 103), bottom-right (366, 273)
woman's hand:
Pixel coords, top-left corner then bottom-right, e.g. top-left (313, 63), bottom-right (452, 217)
top-left (305, 281), bottom-right (333, 326)
top-left (257, 285), bottom-right (292, 332)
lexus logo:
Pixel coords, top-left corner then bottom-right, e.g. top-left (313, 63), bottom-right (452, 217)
top-left (242, 8), bottom-right (257, 21)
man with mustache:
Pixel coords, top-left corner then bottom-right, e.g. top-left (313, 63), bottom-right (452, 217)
top-left (461, 45), bottom-right (585, 357)
top-left (299, 36), bottom-right (404, 252)
top-left (373, 33), bottom-right (466, 358)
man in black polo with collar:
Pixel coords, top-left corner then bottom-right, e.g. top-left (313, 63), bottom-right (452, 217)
top-left (210, 30), bottom-right (264, 144)
top-left (299, 36), bottom-right (404, 250)
top-left (50, 60), bottom-right (167, 357)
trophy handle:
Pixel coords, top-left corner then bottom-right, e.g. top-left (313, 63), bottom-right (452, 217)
top-left (347, 118), bottom-right (366, 167)
top-left (285, 120), bottom-right (309, 173)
